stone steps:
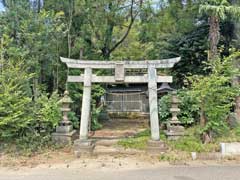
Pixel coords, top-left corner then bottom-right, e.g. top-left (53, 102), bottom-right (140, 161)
top-left (93, 145), bottom-right (143, 155)
top-left (95, 139), bottom-right (119, 146)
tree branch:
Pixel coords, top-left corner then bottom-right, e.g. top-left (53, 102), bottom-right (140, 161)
top-left (109, 0), bottom-right (138, 54)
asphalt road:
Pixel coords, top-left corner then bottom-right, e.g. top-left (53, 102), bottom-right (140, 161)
top-left (1, 165), bottom-right (240, 180)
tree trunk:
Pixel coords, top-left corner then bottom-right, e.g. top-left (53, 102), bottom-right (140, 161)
top-left (208, 15), bottom-right (220, 61)
top-left (200, 101), bottom-right (206, 127)
top-left (102, 47), bottom-right (111, 60)
top-left (235, 96), bottom-right (240, 120)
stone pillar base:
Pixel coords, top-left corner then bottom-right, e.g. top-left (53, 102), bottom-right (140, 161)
top-left (52, 129), bottom-right (77, 145)
top-left (73, 139), bottom-right (95, 157)
top-left (146, 140), bottom-right (168, 154)
top-left (165, 131), bottom-right (185, 140)
top-left (165, 125), bottom-right (185, 140)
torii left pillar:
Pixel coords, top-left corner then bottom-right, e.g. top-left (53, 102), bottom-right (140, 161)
top-left (73, 67), bottom-right (95, 156)
top-left (80, 68), bottom-right (92, 140)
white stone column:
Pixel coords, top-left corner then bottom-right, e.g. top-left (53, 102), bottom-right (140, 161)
top-left (79, 68), bottom-right (92, 140)
top-left (148, 65), bottom-right (160, 141)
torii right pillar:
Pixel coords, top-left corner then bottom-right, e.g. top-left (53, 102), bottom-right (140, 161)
top-left (147, 65), bottom-right (167, 153)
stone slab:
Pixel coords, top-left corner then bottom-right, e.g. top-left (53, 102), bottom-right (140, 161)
top-left (52, 130), bottom-right (77, 145)
top-left (95, 139), bottom-right (119, 146)
top-left (56, 125), bottom-right (73, 133)
top-left (146, 140), bottom-right (168, 154)
top-left (166, 131), bottom-right (185, 140)
top-left (93, 145), bottom-right (142, 155)
top-left (73, 139), bottom-right (95, 157)
top-left (192, 152), bottom-right (222, 160)
top-left (220, 142), bottom-right (240, 156)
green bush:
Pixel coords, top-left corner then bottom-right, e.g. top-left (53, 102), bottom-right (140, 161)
top-left (91, 84), bottom-right (105, 131)
top-left (0, 60), bottom-right (33, 139)
top-left (167, 127), bottom-right (218, 152)
top-left (158, 90), bottom-right (199, 125)
top-left (0, 59), bottom-right (61, 146)
top-left (91, 102), bottom-right (104, 131)
top-left (33, 91), bottom-right (61, 133)
top-left (190, 52), bottom-right (240, 136)
top-left (68, 111), bottom-right (79, 129)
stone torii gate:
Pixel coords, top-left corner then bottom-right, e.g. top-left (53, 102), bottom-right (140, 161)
top-left (60, 57), bottom-right (180, 154)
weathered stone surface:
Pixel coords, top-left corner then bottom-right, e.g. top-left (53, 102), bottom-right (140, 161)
top-left (95, 139), bottom-right (119, 146)
top-left (220, 142), bottom-right (240, 156)
top-left (115, 62), bottom-right (125, 82)
top-left (148, 65), bottom-right (160, 141)
top-left (56, 125), bottom-right (73, 133)
top-left (52, 130), bottom-right (77, 145)
top-left (146, 140), bottom-right (168, 154)
top-left (166, 92), bottom-right (185, 140)
top-left (79, 68), bottom-right (92, 140)
top-left (165, 131), bottom-right (185, 140)
top-left (74, 139), bottom-right (95, 157)
top-left (60, 57), bottom-right (181, 69)
top-left (93, 145), bottom-right (142, 155)
top-left (67, 75), bottom-right (173, 83)
top-left (195, 152), bottom-right (222, 160)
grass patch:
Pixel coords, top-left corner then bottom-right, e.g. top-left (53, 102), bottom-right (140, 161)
top-left (118, 126), bottom-right (240, 153)
top-left (0, 134), bottom-right (65, 157)
top-left (118, 136), bottom-right (149, 150)
top-left (118, 129), bottom-right (150, 150)
top-left (166, 136), bottom-right (218, 153)
top-left (165, 126), bottom-right (218, 153)
top-left (215, 126), bottom-right (240, 143)
top-left (165, 126), bottom-right (240, 153)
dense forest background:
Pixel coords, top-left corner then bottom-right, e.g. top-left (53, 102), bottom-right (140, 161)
top-left (0, 0), bottom-right (240, 147)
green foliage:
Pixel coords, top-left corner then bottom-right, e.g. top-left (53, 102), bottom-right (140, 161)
top-left (0, 59), bottom-right (33, 139)
top-left (118, 136), bottom-right (149, 150)
top-left (168, 136), bottom-right (217, 153)
top-left (189, 52), bottom-right (240, 135)
top-left (158, 90), bottom-right (200, 125)
top-left (1, 133), bottom-right (61, 157)
top-left (118, 129), bottom-right (150, 150)
top-left (178, 90), bottom-right (200, 125)
top-left (158, 95), bottom-right (171, 123)
top-left (0, 55), bottom-right (61, 143)
top-left (91, 84), bottom-right (105, 130)
top-left (68, 111), bottom-right (79, 129)
top-left (111, 23), bottom-right (153, 60)
top-left (167, 126), bottom-right (218, 152)
top-left (0, 1), bottom-right (66, 92)
top-left (91, 102), bottom-right (103, 131)
top-left (199, 0), bottom-right (240, 20)
top-left (34, 92), bottom-right (61, 133)
top-left (0, 59), bottom-right (61, 139)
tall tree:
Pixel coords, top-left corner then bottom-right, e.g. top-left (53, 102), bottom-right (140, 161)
top-left (199, 0), bottom-right (240, 61)
top-left (73, 0), bottom-right (143, 60)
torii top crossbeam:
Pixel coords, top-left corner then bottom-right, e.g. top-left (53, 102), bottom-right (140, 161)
top-left (60, 57), bottom-right (180, 84)
top-left (60, 57), bottom-right (180, 69)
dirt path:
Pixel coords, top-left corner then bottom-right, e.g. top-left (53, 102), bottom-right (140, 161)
top-left (90, 118), bottom-right (148, 139)
top-left (1, 146), bottom-right (240, 171)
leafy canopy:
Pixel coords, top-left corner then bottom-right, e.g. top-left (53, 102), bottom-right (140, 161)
top-left (200, 0), bottom-right (240, 20)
